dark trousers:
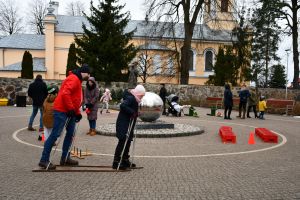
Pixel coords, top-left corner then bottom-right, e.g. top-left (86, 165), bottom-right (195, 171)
top-left (247, 105), bottom-right (257, 117)
top-left (114, 137), bottom-right (132, 161)
top-left (162, 99), bottom-right (166, 114)
top-left (238, 102), bottom-right (247, 117)
top-left (224, 105), bottom-right (232, 118)
top-left (259, 111), bottom-right (265, 119)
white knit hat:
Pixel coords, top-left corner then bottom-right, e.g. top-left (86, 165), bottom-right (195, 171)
top-left (134, 84), bottom-right (146, 95)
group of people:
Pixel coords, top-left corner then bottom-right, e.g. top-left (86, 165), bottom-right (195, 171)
top-left (27, 64), bottom-right (145, 170)
top-left (223, 83), bottom-right (267, 120)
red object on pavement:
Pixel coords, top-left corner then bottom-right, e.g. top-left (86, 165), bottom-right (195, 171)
top-left (255, 128), bottom-right (278, 143)
top-left (219, 126), bottom-right (236, 143)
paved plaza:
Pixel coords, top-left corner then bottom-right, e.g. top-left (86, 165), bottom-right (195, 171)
top-left (0, 106), bottom-right (299, 200)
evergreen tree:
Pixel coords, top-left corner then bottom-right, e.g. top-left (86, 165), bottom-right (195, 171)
top-left (206, 46), bottom-right (237, 86)
top-left (232, 7), bottom-right (252, 83)
top-left (269, 64), bottom-right (286, 88)
top-left (66, 43), bottom-right (78, 76)
top-left (75, 0), bottom-right (137, 82)
top-left (250, 0), bottom-right (281, 87)
top-left (21, 51), bottom-right (33, 79)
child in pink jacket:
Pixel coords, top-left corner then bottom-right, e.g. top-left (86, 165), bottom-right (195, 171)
top-left (100, 88), bottom-right (112, 114)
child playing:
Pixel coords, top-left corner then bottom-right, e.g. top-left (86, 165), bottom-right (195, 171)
top-left (258, 96), bottom-right (267, 120)
top-left (100, 88), bottom-right (112, 114)
top-left (42, 85), bottom-right (59, 141)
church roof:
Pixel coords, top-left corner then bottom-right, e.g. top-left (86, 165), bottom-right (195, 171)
top-left (0, 58), bottom-right (46, 72)
top-left (0, 34), bottom-right (45, 50)
top-left (56, 15), bottom-right (234, 42)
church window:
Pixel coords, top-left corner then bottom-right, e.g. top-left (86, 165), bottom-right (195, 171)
top-left (205, 50), bottom-right (213, 71)
top-left (221, 0), bottom-right (228, 12)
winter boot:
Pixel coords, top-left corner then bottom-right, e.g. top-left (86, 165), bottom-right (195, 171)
top-left (38, 161), bottom-right (56, 170)
top-left (28, 126), bottom-right (36, 131)
top-left (241, 111), bottom-right (246, 119)
top-left (86, 129), bottom-right (92, 135)
top-left (60, 157), bottom-right (79, 166)
top-left (89, 129), bottom-right (96, 136)
top-left (112, 160), bottom-right (127, 170)
top-left (122, 159), bottom-right (136, 168)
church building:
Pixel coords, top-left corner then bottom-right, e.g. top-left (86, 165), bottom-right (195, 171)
top-left (0, 0), bottom-right (237, 85)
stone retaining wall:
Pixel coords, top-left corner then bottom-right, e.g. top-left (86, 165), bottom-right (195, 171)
top-left (0, 77), bottom-right (299, 109)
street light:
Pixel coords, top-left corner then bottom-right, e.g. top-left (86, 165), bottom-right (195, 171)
top-left (285, 48), bottom-right (291, 99)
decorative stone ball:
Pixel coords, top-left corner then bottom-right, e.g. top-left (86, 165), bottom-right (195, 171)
top-left (139, 92), bottom-right (163, 122)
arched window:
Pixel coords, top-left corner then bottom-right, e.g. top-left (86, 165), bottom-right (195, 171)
top-left (205, 50), bottom-right (213, 71)
top-left (188, 49), bottom-right (194, 71)
top-left (221, 0), bottom-right (229, 12)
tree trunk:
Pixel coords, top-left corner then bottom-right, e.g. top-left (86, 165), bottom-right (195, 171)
top-left (292, 0), bottom-right (299, 89)
top-left (180, 25), bottom-right (193, 85)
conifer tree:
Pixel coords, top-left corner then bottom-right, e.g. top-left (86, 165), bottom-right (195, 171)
top-left (269, 64), bottom-right (286, 88)
top-left (66, 43), bottom-right (78, 76)
top-left (206, 46), bottom-right (237, 86)
top-left (250, 0), bottom-right (281, 87)
top-left (75, 0), bottom-right (137, 82)
top-left (21, 51), bottom-right (33, 79)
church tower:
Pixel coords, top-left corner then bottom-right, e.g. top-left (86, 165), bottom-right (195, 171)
top-left (203, 0), bottom-right (237, 31)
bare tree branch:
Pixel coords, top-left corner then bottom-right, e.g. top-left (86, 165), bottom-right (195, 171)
top-left (0, 0), bottom-right (23, 35)
top-left (28, 0), bottom-right (47, 35)
top-left (65, 0), bottom-right (86, 16)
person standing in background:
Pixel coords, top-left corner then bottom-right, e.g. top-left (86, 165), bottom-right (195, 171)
top-left (223, 83), bottom-right (233, 120)
top-left (85, 77), bottom-right (100, 136)
top-left (27, 74), bottom-right (48, 134)
top-left (159, 84), bottom-right (167, 115)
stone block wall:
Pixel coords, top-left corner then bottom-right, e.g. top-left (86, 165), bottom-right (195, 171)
top-left (0, 78), bottom-right (299, 111)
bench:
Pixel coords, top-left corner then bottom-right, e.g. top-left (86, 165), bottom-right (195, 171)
top-left (219, 126), bottom-right (236, 143)
top-left (206, 97), bottom-right (223, 109)
top-left (255, 128), bottom-right (278, 143)
top-left (266, 99), bottom-right (295, 115)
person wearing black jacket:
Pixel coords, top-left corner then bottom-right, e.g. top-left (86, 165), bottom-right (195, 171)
top-left (27, 74), bottom-right (48, 131)
top-left (112, 84), bottom-right (146, 170)
top-left (159, 84), bottom-right (167, 115)
top-left (223, 83), bottom-right (233, 120)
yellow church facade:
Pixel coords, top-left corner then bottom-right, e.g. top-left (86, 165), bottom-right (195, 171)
top-left (0, 0), bottom-right (236, 85)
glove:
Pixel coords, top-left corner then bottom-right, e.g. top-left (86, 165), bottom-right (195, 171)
top-left (130, 112), bottom-right (139, 119)
top-left (66, 110), bottom-right (76, 118)
top-left (75, 114), bottom-right (82, 123)
top-left (85, 103), bottom-right (93, 109)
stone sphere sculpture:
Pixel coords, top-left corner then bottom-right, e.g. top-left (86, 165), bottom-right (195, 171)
top-left (139, 92), bottom-right (163, 122)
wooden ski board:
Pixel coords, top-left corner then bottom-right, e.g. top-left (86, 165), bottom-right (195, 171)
top-left (57, 165), bottom-right (144, 169)
top-left (32, 166), bottom-right (130, 172)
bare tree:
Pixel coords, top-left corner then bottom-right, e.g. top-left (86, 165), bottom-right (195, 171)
top-left (65, 0), bottom-right (86, 16)
top-left (275, 0), bottom-right (300, 89)
top-left (28, 0), bottom-right (47, 35)
top-left (0, 0), bottom-right (23, 35)
top-left (145, 0), bottom-right (206, 84)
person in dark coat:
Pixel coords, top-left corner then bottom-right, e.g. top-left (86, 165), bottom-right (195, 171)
top-left (112, 84), bottom-right (146, 170)
top-left (223, 83), bottom-right (233, 120)
top-left (27, 74), bottom-right (48, 131)
top-left (159, 83), bottom-right (167, 115)
top-left (237, 83), bottom-right (250, 119)
top-left (39, 65), bottom-right (90, 170)
top-left (84, 77), bottom-right (100, 136)
top-left (247, 87), bottom-right (258, 118)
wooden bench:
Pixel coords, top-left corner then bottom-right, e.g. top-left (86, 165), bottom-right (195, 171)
top-left (266, 99), bottom-right (295, 115)
top-left (206, 97), bottom-right (223, 109)
top-left (255, 128), bottom-right (278, 143)
top-left (219, 126), bottom-right (236, 143)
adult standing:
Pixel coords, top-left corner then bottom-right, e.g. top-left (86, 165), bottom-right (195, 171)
top-left (27, 74), bottom-right (48, 131)
top-left (159, 84), bottom-right (167, 115)
top-left (237, 83), bottom-right (250, 119)
top-left (112, 84), bottom-right (146, 170)
top-left (84, 77), bottom-right (100, 136)
top-left (247, 87), bottom-right (258, 118)
top-left (39, 64), bottom-right (90, 170)
top-left (223, 83), bottom-right (233, 120)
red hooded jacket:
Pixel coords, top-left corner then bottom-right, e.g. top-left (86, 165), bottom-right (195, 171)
top-left (54, 72), bottom-right (82, 115)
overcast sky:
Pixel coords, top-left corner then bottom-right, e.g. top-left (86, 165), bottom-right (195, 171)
top-left (12, 0), bottom-right (295, 84)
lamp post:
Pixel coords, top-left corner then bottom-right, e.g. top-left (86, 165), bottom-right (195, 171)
top-left (285, 49), bottom-right (291, 99)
